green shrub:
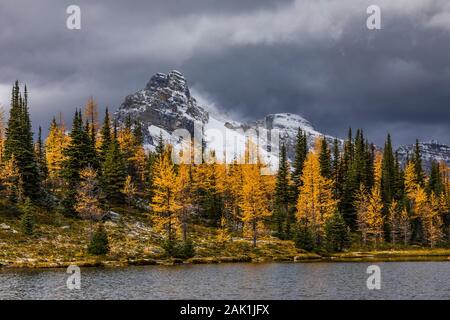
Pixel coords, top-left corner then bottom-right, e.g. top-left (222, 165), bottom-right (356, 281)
top-left (161, 239), bottom-right (196, 259)
top-left (88, 224), bottom-right (110, 255)
top-left (324, 211), bottom-right (351, 252)
top-left (175, 239), bottom-right (195, 259)
top-left (161, 239), bottom-right (177, 256)
top-left (294, 218), bottom-right (315, 252)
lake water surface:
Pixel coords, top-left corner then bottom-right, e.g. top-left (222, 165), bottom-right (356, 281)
top-left (1, 262), bottom-right (449, 299)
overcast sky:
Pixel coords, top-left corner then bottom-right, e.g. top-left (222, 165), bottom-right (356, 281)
top-left (0, 0), bottom-right (449, 146)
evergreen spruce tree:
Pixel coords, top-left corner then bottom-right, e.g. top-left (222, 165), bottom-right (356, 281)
top-left (332, 138), bottom-right (341, 198)
top-left (292, 128), bottom-right (308, 201)
top-left (155, 132), bottom-right (165, 156)
top-left (133, 120), bottom-right (144, 146)
top-left (353, 129), bottom-right (367, 188)
top-left (294, 217), bottom-right (315, 251)
top-left (381, 134), bottom-right (396, 240)
top-left (102, 125), bottom-right (127, 204)
top-left (381, 134), bottom-right (396, 205)
top-left (88, 224), bottom-right (110, 255)
top-left (62, 110), bottom-right (98, 183)
top-left (319, 137), bottom-right (331, 179)
top-left (61, 110), bottom-right (99, 216)
top-left (412, 139), bottom-right (425, 186)
top-left (340, 128), bottom-right (358, 229)
top-left (341, 163), bottom-right (357, 229)
top-left (274, 143), bottom-right (292, 239)
top-left (99, 107), bottom-right (112, 163)
top-left (35, 126), bottom-right (48, 180)
top-left (364, 141), bottom-right (375, 190)
top-left (427, 161), bottom-right (443, 196)
top-left (4, 82), bottom-right (41, 200)
top-left (324, 211), bottom-right (351, 252)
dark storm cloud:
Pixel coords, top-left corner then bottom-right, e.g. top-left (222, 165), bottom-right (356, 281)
top-left (0, 0), bottom-right (449, 146)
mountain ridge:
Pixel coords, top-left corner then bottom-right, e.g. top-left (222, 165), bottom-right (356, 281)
top-left (115, 70), bottom-right (450, 169)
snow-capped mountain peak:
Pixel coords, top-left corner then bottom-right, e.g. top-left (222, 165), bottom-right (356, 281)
top-left (115, 71), bottom-right (340, 168)
top-left (115, 71), bottom-right (449, 171)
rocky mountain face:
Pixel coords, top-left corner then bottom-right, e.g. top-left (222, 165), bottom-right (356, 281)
top-left (115, 70), bottom-right (449, 169)
top-left (396, 140), bottom-right (450, 170)
top-left (116, 71), bottom-right (209, 148)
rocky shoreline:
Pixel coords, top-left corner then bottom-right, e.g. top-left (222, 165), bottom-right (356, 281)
top-left (2, 251), bottom-right (449, 269)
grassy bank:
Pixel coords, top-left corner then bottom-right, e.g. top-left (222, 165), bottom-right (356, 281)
top-left (1, 205), bottom-right (450, 269)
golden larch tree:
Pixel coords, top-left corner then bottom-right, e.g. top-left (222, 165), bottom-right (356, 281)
top-left (398, 206), bottom-right (411, 245)
top-left (123, 175), bottom-right (136, 209)
top-left (0, 105), bottom-right (5, 164)
top-left (240, 163), bottom-right (271, 247)
top-left (296, 151), bottom-right (337, 244)
top-left (367, 185), bottom-right (384, 246)
top-left (150, 149), bottom-right (182, 241)
top-left (224, 159), bottom-right (244, 232)
top-left (424, 193), bottom-right (443, 247)
top-left (355, 185), bottom-right (370, 246)
top-left (0, 155), bottom-right (22, 201)
top-left (75, 166), bottom-right (104, 228)
top-left (404, 161), bottom-right (418, 200)
top-left (45, 119), bottom-right (70, 179)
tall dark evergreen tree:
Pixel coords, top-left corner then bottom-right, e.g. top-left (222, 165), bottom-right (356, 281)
top-left (340, 128), bottom-right (357, 229)
top-left (364, 141), bottom-right (375, 190)
top-left (393, 151), bottom-right (405, 200)
top-left (381, 134), bottom-right (396, 205)
top-left (62, 110), bottom-right (98, 183)
top-left (133, 121), bottom-right (144, 146)
top-left (274, 143), bottom-right (293, 239)
top-left (353, 129), bottom-right (366, 188)
top-left (381, 134), bottom-right (396, 241)
top-left (331, 138), bottom-right (341, 198)
top-left (4, 82), bottom-right (41, 200)
top-left (294, 217), bottom-right (315, 252)
top-left (324, 211), bottom-right (351, 252)
top-left (412, 139), bottom-right (425, 186)
top-left (427, 161), bottom-right (443, 196)
top-left (61, 110), bottom-right (99, 216)
top-left (155, 132), bottom-right (165, 156)
top-left (99, 107), bottom-right (112, 163)
top-left (102, 125), bottom-right (127, 204)
top-left (292, 128), bottom-right (308, 201)
top-left (35, 126), bottom-right (48, 180)
top-left (319, 137), bottom-right (331, 179)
